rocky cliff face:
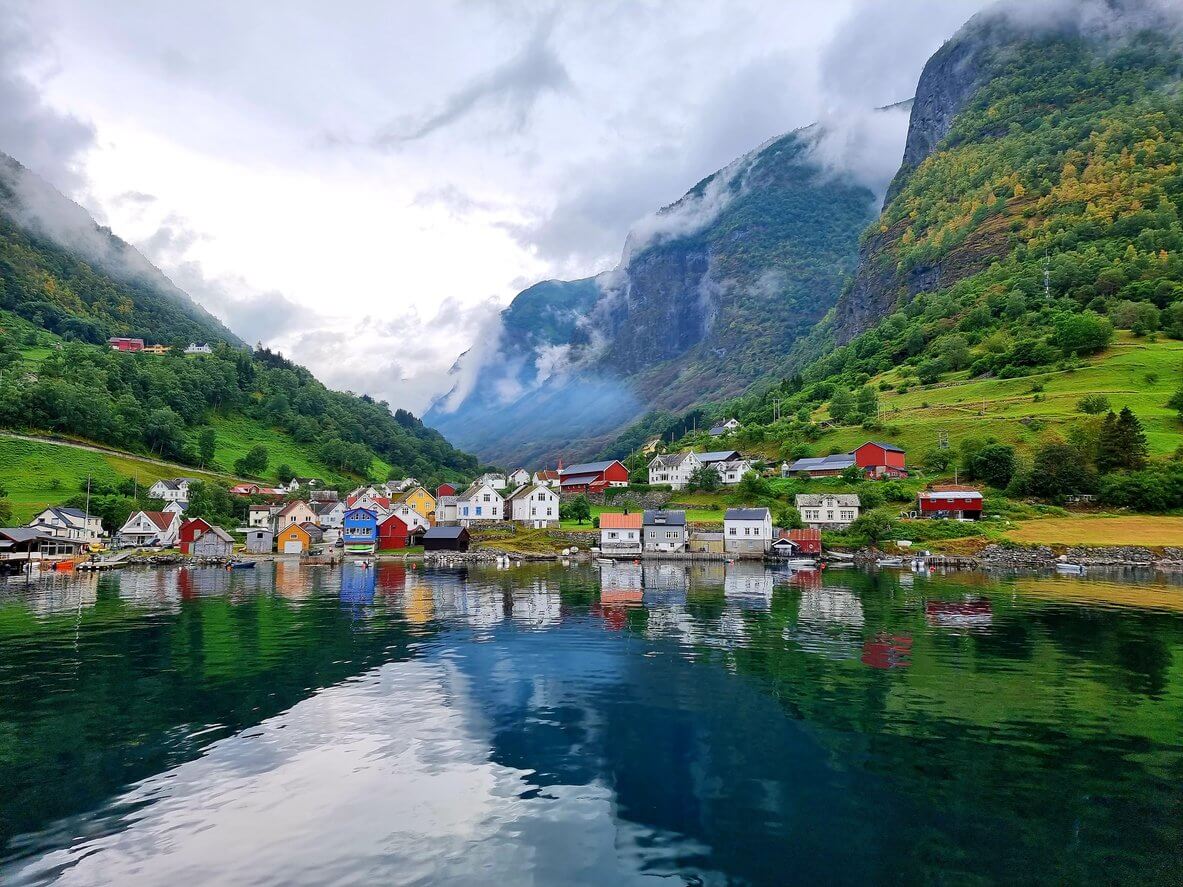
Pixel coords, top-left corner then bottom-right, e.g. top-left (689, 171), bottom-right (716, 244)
top-left (427, 120), bottom-right (890, 465)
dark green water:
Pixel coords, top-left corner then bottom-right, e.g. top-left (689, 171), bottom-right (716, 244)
top-left (0, 561), bottom-right (1180, 885)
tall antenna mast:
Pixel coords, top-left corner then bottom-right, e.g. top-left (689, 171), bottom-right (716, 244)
top-left (1043, 247), bottom-right (1051, 298)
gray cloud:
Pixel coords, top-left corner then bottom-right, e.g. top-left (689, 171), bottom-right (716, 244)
top-left (0, 3), bottom-right (94, 190)
top-left (372, 15), bottom-right (573, 147)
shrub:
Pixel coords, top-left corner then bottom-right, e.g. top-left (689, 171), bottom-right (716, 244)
top-left (1077, 394), bottom-right (1111, 414)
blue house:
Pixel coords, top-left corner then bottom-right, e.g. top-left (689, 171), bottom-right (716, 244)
top-left (342, 507), bottom-right (378, 553)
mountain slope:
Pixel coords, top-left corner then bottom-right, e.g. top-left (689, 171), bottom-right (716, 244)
top-left (427, 118), bottom-right (899, 465)
top-left (0, 153), bottom-right (238, 347)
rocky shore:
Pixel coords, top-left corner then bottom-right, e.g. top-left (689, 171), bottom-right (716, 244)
top-left (856, 544), bottom-right (1183, 571)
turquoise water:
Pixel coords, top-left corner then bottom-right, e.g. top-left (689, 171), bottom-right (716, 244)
top-left (0, 561), bottom-right (1180, 885)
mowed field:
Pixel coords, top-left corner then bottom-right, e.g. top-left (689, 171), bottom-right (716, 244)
top-left (0, 436), bottom-right (233, 523)
top-left (206, 415), bottom-right (391, 481)
top-left (1005, 516), bottom-right (1183, 547)
top-left (795, 334), bottom-right (1183, 459)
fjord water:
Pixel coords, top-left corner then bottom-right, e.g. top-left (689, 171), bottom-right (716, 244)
top-left (0, 563), bottom-right (1180, 885)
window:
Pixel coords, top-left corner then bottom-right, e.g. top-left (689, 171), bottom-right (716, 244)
top-left (729, 527), bottom-right (737, 535)
top-left (483, 494), bottom-right (491, 502)
top-left (744, 527), bottom-right (751, 536)
top-left (546, 508), bottom-right (553, 516)
top-left (476, 507), bottom-right (482, 516)
top-left (462, 507), bottom-right (469, 516)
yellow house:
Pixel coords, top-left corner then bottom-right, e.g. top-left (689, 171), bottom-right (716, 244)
top-left (400, 486), bottom-right (436, 523)
top-left (276, 523), bottom-right (312, 555)
top-left (142, 344), bottom-right (171, 355)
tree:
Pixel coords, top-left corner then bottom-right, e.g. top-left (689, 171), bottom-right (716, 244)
top-left (197, 428), bottom-right (217, 468)
top-left (841, 464), bottom-right (864, 484)
top-left (923, 447), bottom-right (954, 472)
top-left (1168, 382), bottom-right (1183, 422)
top-left (829, 388), bottom-right (854, 423)
top-left (1077, 394), bottom-right (1111, 415)
top-left (967, 443), bottom-right (1017, 488)
top-left (737, 470), bottom-right (772, 500)
top-left (275, 463), bottom-right (296, 484)
top-left (1027, 442), bottom-right (1097, 500)
top-left (937, 334), bottom-right (971, 371)
top-left (687, 464), bottom-right (721, 492)
top-left (855, 385), bottom-right (878, 421)
top-left (1115, 407), bottom-right (1149, 471)
top-left (1052, 312), bottom-right (1113, 356)
top-left (234, 444), bottom-right (269, 477)
top-left (850, 511), bottom-right (896, 545)
top-left (775, 504), bottom-right (804, 530)
top-left (567, 494), bottom-right (592, 525)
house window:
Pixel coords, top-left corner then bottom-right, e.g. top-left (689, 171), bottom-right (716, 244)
top-left (483, 494), bottom-right (491, 502)
top-left (462, 507), bottom-right (469, 516)
top-left (476, 507), bottom-right (482, 516)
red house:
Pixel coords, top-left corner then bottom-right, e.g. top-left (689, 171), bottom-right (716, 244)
top-left (108, 336), bottom-right (145, 352)
top-left (178, 517), bottom-right (212, 554)
top-left (784, 527), bottom-right (822, 555)
top-left (854, 441), bottom-right (907, 478)
top-left (918, 485), bottom-right (983, 520)
top-left (559, 460), bottom-right (629, 494)
top-left (436, 483), bottom-right (456, 498)
top-left (377, 513), bottom-right (412, 551)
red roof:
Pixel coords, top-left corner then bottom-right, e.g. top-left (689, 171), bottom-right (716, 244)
top-left (599, 513), bottom-right (642, 529)
top-left (141, 511), bottom-right (177, 531)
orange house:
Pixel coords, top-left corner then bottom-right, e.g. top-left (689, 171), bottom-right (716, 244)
top-left (276, 522), bottom-right (312, 555)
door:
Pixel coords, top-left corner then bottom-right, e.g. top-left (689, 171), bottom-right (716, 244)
top-left (283, 540), bottom-right (303, 554)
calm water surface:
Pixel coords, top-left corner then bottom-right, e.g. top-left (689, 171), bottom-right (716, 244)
top-left (0, 560), bottom-right (1180, 885)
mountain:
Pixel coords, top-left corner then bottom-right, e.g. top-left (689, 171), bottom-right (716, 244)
top-left (426, 116), bottom-right (903, 466)
top-left (0, 153), bottom-right (239, 347)
top-left (630, 0), bottom-right (1183, 501)
top-left (0, 157), bottom-right (479, 491)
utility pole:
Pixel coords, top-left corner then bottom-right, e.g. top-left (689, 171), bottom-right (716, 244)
top-left (1044, 247), bottom-right (1051, 299)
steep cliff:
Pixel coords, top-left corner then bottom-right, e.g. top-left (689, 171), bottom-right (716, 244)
top-left (427, 119), bottom-right (893, 465)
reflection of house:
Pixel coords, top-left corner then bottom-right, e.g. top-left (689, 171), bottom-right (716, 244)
top-left (724, 561), bottom-right (775, 601)
top-left (599, 513), bottom-right (642, 554)
top-left (861, 634), bottom-right (912, 669)
top-left (723, 507), bottom-right (773, 554)
top-left (795, 494), bottom-right (860, 529)
top-left (643, 510), bottom-right (687, 553)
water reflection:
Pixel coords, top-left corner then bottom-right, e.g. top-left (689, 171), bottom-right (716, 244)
top-left (0, 562), bottom-right (1180, 885)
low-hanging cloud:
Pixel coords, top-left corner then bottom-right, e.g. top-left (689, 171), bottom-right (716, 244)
top-left (373, 16), bottom-right (572, 147)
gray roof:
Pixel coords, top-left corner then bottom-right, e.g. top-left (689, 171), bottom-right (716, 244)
top-left (862, 441), bottom-right (904, 453)
top-left (795, 494), bottom-right (861, 508)
top-left (0, 528), bottom-right (54, 544)
top-left (643, 510), bottom-right (686, 527)
top-left (425, 526), bottom-right (467, 539)
top-left (725, 507), bottom-right (771, 521)
top-left (198, 526), bottom-right (235, 543)
top-left (789, 454), bottom-right (856, 472)
top-left (697, 450), bottom-right (741, 464)
top-left (649, 451), bottom-right (696, 469)
top-left (436, 495), bottom-right (457, 506)
top-left (502, 484), bottom-right (534, 503)
top-left (560, 460), bottom-right (621, 477)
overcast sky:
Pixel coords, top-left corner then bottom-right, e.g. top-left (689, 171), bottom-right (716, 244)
top-left (0, 0), bottom-right (990, 413)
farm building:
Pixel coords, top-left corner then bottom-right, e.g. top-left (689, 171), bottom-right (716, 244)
top-left (780, 528), bottom-right (821, 555)
top-left (107, 336), bottom-right (145, 352)
top-left (277, 523), bottom-right (313, 555)
top-left (854, 441), bottom-right (907, 478)
top-left (244, 528), bottom-right (274, 553)
top-left (788, 454), bottom-right (856, 477)
top-left (560, 460), bottom-right (629, 494)
top-left (918, 486), bottom-right (983, 520)
top-left (191, 526), bottom-right (234, 558)
top-left (423, 526), bottom-right (470, 552)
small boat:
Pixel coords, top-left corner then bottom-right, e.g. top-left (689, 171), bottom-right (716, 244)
top-left (596, 557), bottom-right (615, 565)
top-left (1055, 562), bottom-right (1086, 575)
top-left (227, 560), bottom-right (256, 570)
top-left (876, 557), bottom-right (904, 568)
top-left (780, 558), bottom-right (818, 568)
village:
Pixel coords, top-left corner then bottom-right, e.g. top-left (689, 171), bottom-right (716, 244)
top-left (0, 427), bottom-right (986, 570)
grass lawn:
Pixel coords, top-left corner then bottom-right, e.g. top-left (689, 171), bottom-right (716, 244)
top-left (0, 436), bottom-right (232, 523)
top-left (206, 415), bottom-right (390, 481)
top-left (472, 528), bottom-right (572, 555)
top-left (1004, 515), bottom-right (1183, 547)
top-left (376, 546), bottom-right (423, 556)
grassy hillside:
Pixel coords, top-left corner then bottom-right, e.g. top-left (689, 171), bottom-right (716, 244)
top-left (0, 435), bottom-right (235, 523)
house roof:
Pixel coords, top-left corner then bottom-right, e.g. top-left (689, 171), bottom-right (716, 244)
top-left (649, 451), bottom-right (697, 469)
top-left (560, 473), bottom-right (602, 485)
top-left (436, 495), bottom-right (457, 506)
top-left (248, 504), bottom-right (272, 513)
top-left (0, 528), bottom-right (54, 544)
top-left (795, 494), bottom-right (861, 508)
top-left (643, 510), bottom-right (686, 527)
top-left (725, 507), bottom-right (770, 521)
top-left (276, 500), bottom-right (311, 518)
top-left (379, 512), bottom-right (410, 528)
top-left (920, 490), bottom-right (984, 501)
top-left (560, 460), bottom-right (621, 477)
top-left (782, 528), bottom-right (821, 541)
top-left (789, 454), bottom-right (856, 472)
top-left (425, 526), bottom-right (467, 539)
top-left (697, 450), bottom-right (741, 464)
top-left (858, 441), bottom-right (905, 453)
top-left (715, 459), bottom-right (752, 472)
top-left (503, 484), bottom-right (533, 504)
top-left (126, 511), bottom-right (177, 532)
top-left (344, 507), bottom-right (378, 518)
top-left (300, 522), bottom-right (325, 539)
top-left (709, 425), bottom-right (728, 435)
top-left (599, 513), bottom-right (642, 529)
top-left (458, 483), bottom-right (501, 502)
top-left (197, 526), bottom-right (235, 543)
top-left (534, 469), bottom-right (561, 481)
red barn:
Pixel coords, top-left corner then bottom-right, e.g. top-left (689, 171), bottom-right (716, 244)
top-left (918, 485), bottom-right (983, 520)
top-left (108, 337), bottom-right (145, 352)
top-left (377, 513), bottom-right (412, 551)
top-left (178, 517), bottom-right (212, 554)
top-left (436, 483), bottom-right (456, 498)
top-left (854, 441), bottom-right (907, 478)
top-left (784, 527), bottom-right (822, 555)
top-left (559, 460), bottom-right (629, 494)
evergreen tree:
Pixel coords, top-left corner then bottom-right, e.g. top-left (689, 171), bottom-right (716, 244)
top-left (197, 428), bottom-right (217, 468)
top-left (1117, 407), bottom-right (1149, 471)
top-left (829, 388), bottom-right (854, 423)
top-left (1097, 411), bottom-right (1123, 473)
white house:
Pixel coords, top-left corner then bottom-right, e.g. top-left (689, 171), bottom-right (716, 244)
top-left (435, 495), bottom-right (458, 524)
top-left (714, 458), bottom-right (755, 485)
top-left (247, 504), bottom-right (275, 529)
top-left (795, 494), bottom-right (861, 529)
top-left (599, 513), bottom-right (643, 555)
top-left (148, 477), bottom-right (197, 503)
top-left (709, 418), bottom-right (741, 437)
top-left (27, 507), bottom-right (104, 544)
top-left (117, 510), bottom-right (181, 548)
top-left (456, 483), bottom-right (504, 526)
top-left (505, 484), bottom-right (560, 528)
top-left (390, 502), bottom-right (431, 532)
top-left (723, 507), bottom-right (773, 555)
top-left (273, 500), bottom-right (318, 530)
top-left (532, 469), bottom-right (561, 488)
top-left (385, 477), bottom-right (420, 494)
top-left (184, 343), bottom-right (213, 355)
top-left (647, 451), bottom-right (701, 489)
top-left (507, 468), bottom-right (531, 488)
top-left (475, 472), bottom-right (508, 490)
top-left (319, 500), bottom-right (348, 529)
top-left (283, 476), bottom-right (322, 492)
